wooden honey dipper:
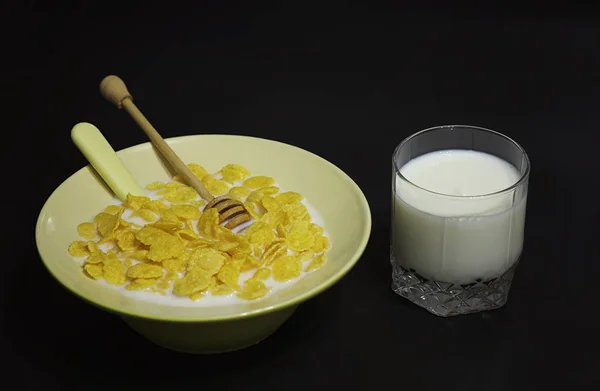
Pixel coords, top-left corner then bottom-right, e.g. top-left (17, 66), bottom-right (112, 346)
top-left (99, 75), bottom-right (252, 230)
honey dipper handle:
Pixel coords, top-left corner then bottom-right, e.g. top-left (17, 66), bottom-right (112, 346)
top-left (99, 75), bottom-right (215, 201)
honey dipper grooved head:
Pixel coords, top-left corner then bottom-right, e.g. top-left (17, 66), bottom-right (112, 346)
top-left (204, 195), bottom-right (251, 229)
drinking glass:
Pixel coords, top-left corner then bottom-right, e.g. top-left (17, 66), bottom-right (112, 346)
top-left (390, 125), bottom-right (530, 317)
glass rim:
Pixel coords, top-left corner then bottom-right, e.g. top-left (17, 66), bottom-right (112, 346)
top-left (392, 124), bottom-right (531, 199)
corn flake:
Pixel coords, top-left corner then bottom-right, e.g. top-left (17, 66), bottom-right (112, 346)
top-left (237, 280), bottom-right (269, 300)
top-left (272, 255), bottom-right (302, 282)
top-left (276, 191), bottom-right (304, 205)
top-left (145, 181), bottom-right (165, 190)
top-left (221, 164), bottom-right (251, 183)
top-left (197, 207), bottom-right (219, 239)
top-left (146, 235), bottom-right (185, 263)
top-left (187, 163), bottom-right (209, 180)
top-left (228, 186), bottom-right (250, 201)
top-left (188, 248), bottom-right (226, 276)
top-left (84, 264), bottom-right (103, 280)
top-left (95, 211), bottom-right (122, 238)
top-left (201, 175), bottom-right (229, 196)
top-left (312, 235), bottom-right (331, 253)
top-left (77, 222), bottom-right (97, 240)
top-left (173, 270), bottom-right (212, 296)
top-left (131, 209), bottom-right (159, 222)
top-left (104, 205), bottom-right (123, 214)
top-left (306, 253), bottom-right (326, 272)
top-left (127, 263), bottom-right (164, 279)
top-left (286, 221), bottom-right (316, 252)
top-left (68, 241), bottom-right (90, 257)
top-left (103, 262), bottom-right (127, 285)
top-left (246, 186), bottom-right (279, 203)
top-left (126, 278), bottom-right (158, 291)
top-left (244, 176), bottom-right (275, 189)
top-left (171, 204), bottom-right (201, 220)
top-left (251, 267), bottom-right (271, 281)
top-left (124, 194), bottom-right (151, 211)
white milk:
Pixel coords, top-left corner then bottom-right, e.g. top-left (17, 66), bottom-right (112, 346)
top-left (391, 150), bottom-right (527, 285)
top-left (94, 179), bottom-right (329, 307)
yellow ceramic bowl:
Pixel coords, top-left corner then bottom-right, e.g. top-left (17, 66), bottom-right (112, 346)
top-left (36, 134), bottom-right (371, 354)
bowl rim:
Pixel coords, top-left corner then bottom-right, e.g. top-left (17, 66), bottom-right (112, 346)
top-left (36, 134), bottom-right (372, 323)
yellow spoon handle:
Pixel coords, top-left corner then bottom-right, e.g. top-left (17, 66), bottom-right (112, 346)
top-left (71, 122), bottom-right (146, 201)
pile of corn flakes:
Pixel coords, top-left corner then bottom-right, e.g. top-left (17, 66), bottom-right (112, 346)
top-left (67, 163), bottom-right (330, 301)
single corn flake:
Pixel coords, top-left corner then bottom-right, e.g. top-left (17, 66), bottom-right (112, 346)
top-left (125, 278), bottom-right (158, 291)
top-left (135, 226), bottom-right (169, 245)
top-left (131, 209), bottom-right (159, 222)
top-left (144, 200), bottom-right (169, 213)
top-left (243, 201), bottom-right (264, 220)
top-left (192, 199), bottom-right (206, 208)
top-left (127, 263), bottom-right (164, 279)
top-left (150, 221), bottom-right (183, 234)
top-left (68, 241), bottom-right (90, 257)
top-left (286, 221), bottom-right (316, 252)
top-left (221, 164), bottom-right (251, 183)
top-left (276, 191), bottom-right (304, 205)
top-left (262, 239), bottom-right (288, 266)
top-left (261, 195), bottom-right (280, 212)
top-left (146, 235), bottom-right (185, 263)
top-left (211, 284), bottom-right (234, 296)
top-left (95, 210), bottom-right (122, 238)
top-left (116, 229), bottom-right (139, 251)
top-left (276, 224), bottom-right (288, 238)
top-left (197, 207), bottom-right (219, 239)
top-left (251, 267), bottom-right (271, 281)
top-left (159, 208), bottom-right (180, 223)
top-left (84, 250), bottom-right (105, 264)
top-left (84, 263), bottom-right (103, 280)
top-left (312, 235), bottom-right (331, 253)
top-left (246, 186), bottom-right (279, 203)
top-left (124, 194), bottom-right (151, 211)
top-left (87, 241), bottom-right (99, 253)
top-left (201, 175), bottom-right (229, 196)
top-left (103, 262), bottom-right (127, 285)
top-left (173, 270), bottom-right (212, 296)
top-left (306, 253), bottom-right (326, 272)
top-left (216, 228), bottom-right (252, 255)
top-left (187, 248), bottom-right (226, 276)
top-left (171, 204), bottom-right (201, 220)
top-left (104, 205), bottom-right (124, 215)
top-left (175, 229), bottom-right (198, 241)
top-left (309, 223), bottom-right (325, 236)
top-left (189, 292), bottom-right (204, 301)
top-left (103, 252), bottom-right (122, 266)
top-left (272, 255), bottom-right (302, 282)
top-left (217, 264), bottom-right (241, 291)
top-left (229, 186), bottom-right (250, 201)
top-left (237, 279), bottom-right (269, 300)
top-left (240, 257), bottom-right (257, 272)
top-left (163, 256), bottom-right (188, 274)
top-left (130, 249), bottom-right (149, 261)
top-left (187, 163), bottom-right (209, 180)
top-left (145, 181), bottom-right (165, 190)
top-left (211, 241), bottom-right (239, 253)
top-left (297, 250), bottom-right (315, 263)
top-left (187, 238), bottom-right (212, 249)
top-left (77, 222), bottom-right (97, 240)
top-left (245, 221), bottom-right (276, 248)
top-left (244, 176), bottom-right (275, 189)
top-left (163, 186), bottom-right (198, 203)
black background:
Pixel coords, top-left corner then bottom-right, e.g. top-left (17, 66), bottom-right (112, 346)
top-left (5, 1), bottom-right (600, 389)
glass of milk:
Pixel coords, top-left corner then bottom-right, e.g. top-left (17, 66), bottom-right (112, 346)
top-left (390, 125), bottom-right (530, 317)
